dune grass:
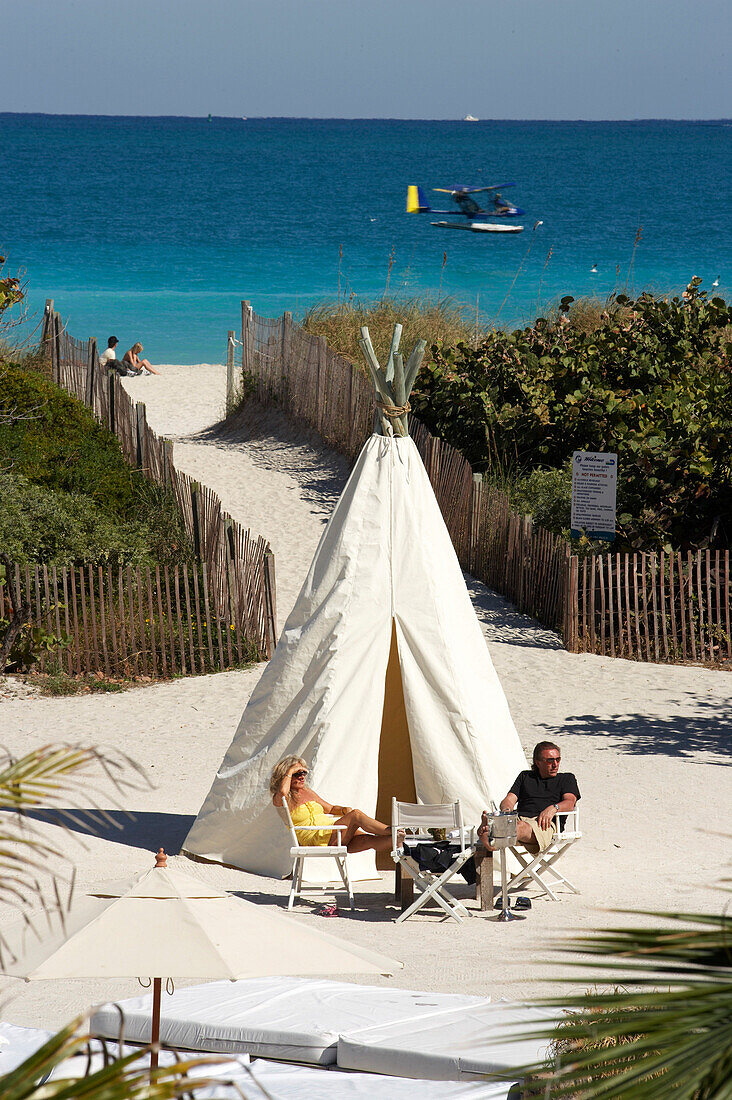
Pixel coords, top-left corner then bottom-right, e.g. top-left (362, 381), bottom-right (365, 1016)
top-left (301, 296), bottom-right (476, 366)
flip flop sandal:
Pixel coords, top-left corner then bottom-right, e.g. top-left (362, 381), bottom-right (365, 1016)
top-left (513, 896), bottom-right (532, 910)
top-left (313, 902), bottom-right (339, 917)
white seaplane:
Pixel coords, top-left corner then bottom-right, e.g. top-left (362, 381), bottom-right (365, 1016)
top-left (406, 182), bottom-right (525, 233)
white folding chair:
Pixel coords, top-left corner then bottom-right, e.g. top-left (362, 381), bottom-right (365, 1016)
top-left (278, 802), bottom-right (355, 912)
top-left (506, 807), bottom-right (582, 901)
top-left (391, 798), bottom-right (473, 923)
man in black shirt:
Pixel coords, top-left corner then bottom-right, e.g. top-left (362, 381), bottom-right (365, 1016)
top-left (479, 741), bottom-right (580, 852)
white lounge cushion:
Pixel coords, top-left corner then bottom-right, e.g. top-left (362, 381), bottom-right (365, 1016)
top-left (202, 1059), bottom-right (519, 1099)
top-left (0, 1022), bottom-right (53, 1075)
top-left (49, 1040), bottom-right (248, 1080)
top-left (91, 977), bottom-right (492, 1065)
top-left (338, 1001), bottom-right (561, 1080)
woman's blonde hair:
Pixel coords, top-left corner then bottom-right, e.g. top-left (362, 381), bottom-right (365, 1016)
top-left (269, 754), bottom-right (308, 797)
top-left (131, 342), bottom-right (143, 354)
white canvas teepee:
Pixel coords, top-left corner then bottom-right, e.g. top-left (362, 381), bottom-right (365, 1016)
top-left (183, 327), bottom-right (527, 880)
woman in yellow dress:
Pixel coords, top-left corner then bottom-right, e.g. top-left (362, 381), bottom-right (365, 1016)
top-left (270, 755), bottom-right (397, 855)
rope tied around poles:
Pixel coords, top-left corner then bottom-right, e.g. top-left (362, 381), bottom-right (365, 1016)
top-left (376, 398), bottom-right (411, 419)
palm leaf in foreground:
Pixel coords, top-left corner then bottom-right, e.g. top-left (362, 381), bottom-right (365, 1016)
top-left (0, 1014), bottom-right (250, 1100)
top-left (522, 905), bottom-right (732, 1099)
top-left (0, 744), bottom-right (149, 918)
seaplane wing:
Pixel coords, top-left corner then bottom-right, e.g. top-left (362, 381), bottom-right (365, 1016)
top-left (433, 183), bottom-right (516, 194)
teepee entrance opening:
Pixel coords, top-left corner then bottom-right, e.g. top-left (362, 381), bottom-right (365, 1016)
top-left (375, 622), bottom-right (416, 867)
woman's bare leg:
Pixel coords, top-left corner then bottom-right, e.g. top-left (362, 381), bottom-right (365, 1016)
top-left (347, 832), bottom-right (394, 854)
top-left (333, 808), bottom-right (390, 836)
top-left (327, 809), bottom-right (398, 849)
top-left (328, 815), bottom-right (362, 847)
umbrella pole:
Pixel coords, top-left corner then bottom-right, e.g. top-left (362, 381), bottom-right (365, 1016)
top-left (150, 851), bottom-right (167, 1075)
top-left (150, 977), bottom-right (162, 1072)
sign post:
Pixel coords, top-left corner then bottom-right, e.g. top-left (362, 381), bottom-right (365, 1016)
top-left (571, 452), bottom-right (617, 541)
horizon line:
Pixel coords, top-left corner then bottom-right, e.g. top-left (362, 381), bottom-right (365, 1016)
top-left (1, 111), bottom-right (730, 124)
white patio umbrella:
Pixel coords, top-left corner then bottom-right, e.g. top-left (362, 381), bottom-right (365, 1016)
top-left (2, 849), bottom-right (402, 1070)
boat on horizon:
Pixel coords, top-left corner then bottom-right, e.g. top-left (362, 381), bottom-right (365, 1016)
top-left (463, 114), bottom-right (479, 122)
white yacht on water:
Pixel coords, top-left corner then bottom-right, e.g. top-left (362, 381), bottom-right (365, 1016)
top-left (463, 114), bottom-right (479, 121)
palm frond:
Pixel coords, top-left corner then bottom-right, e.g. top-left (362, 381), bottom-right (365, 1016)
top-left (521, 902), bottom-right (732, 1099)
top-left (0, 744), bottom-right (150, 918)
top-left (0, 743), bottom-right (149, 814)
top-left (0, 1015), bottom-right (246, 1100)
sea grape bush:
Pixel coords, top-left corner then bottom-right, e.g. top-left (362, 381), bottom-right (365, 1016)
top-left (0, 473), bottom-right (168, 567)
top-left (0, 364), bottom-right (192, 565)
top-left (411, 281), bottom-right (732, 549)
top-left (0, 364), bottom-right (145, 514)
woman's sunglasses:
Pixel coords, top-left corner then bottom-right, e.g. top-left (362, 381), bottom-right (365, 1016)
top-left (292, 770), bottom-right (308, 780)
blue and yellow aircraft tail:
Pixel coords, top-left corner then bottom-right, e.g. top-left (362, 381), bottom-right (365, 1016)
top-left (406, 185), bottom-right (430, 213)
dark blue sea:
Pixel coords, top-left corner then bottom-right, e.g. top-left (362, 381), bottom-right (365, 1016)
top-left (3, 114), bottom-right (730, 364)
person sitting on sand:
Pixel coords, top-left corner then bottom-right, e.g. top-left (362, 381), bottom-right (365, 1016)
top-left (99, 336), bottom-right (119, 369)
top-left (478, 740), bottom-right (580, 852)
top-left (123, 342), bottom-right (161, 376)
top-left (271, 755), bottom-right (401, 855)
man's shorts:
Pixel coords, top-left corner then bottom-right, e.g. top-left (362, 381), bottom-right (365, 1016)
top-left (519, 816), bottom-right (557, 852)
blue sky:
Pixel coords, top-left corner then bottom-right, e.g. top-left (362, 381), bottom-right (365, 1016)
top-left (2, 0), bottom-right (729, 119)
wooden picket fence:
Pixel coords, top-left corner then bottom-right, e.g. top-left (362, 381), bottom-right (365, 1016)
top-left (11, 302), bottom-right (278, 678)
top-left (233, 302), bottom-right (731, 668)
top-left (569, 548), bottom-right (732, 664)
top-left (0, 560), bottom-right (261, 678)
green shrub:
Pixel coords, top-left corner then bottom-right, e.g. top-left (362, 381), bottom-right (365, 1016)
top-left (510, 465), bottom-right (573, 533)
top-left (0, 364), bottom-right (141, 516)
top-left (0, 473), bottom-right (164, 567)
top-left (0, 614), bottom-right (68, 673)
top-left (0, 365), bottom-right (192, 564)
top-left (411, 282), bottom-right (732, 550)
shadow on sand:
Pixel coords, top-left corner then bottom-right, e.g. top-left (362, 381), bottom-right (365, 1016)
top-left (182, 401), bottom-right (351, 519)
top-left (230, 888), bottom-right (478, 924)
top-left (539, 694), bottom-right (732, 761)
top-left (14, 809), bottom-right (196, 853)
top-left (465, 576), bottom-right (565, 651)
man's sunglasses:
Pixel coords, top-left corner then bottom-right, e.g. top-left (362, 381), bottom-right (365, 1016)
top-left (292, 770), bottom-right (308, 780)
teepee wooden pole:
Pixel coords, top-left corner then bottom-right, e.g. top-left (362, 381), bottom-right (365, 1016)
top-left (384, 323), bottom-right (403, 383)
top-left (359, 329), bottom-right (390, 394)
top-left (358, 324), bottom-right (425, 438)
top-left (392, 352), bottom-right (407, 436)
top-left (404, 339), bottom-right (427, 396)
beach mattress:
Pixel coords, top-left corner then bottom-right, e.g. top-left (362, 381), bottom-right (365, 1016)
top-left (90, 977), bottom-right (492, 1065)
top-left (337, 1000), bottom-right (561, 1080)
top-left (200, 1060), bottom-right (519, 1099)
top-left (49, 1040), bottom-right (248, 1080)
top-left (0, 1022), bottom-right (53, 1075)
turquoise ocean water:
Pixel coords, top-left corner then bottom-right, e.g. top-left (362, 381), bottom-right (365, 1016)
top-left (3, 114), bottom-right (730, 364)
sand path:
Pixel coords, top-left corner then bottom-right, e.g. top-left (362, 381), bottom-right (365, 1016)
top-left (123, 364), bottom-right (351, 626)
top-left (1, 365), bottom-right (729, 1030)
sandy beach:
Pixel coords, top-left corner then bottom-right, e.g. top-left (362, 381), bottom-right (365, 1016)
top-left (1, 364), bottom-right (729, 1031)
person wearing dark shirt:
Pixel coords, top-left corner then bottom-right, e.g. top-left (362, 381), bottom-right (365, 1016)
top-left (479, 740), bottom-right (580, 852)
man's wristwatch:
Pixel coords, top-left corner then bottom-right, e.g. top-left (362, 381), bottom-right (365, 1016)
top-left (554, 804), bottom-right (560, 812)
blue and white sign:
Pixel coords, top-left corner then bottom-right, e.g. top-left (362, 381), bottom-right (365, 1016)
top-left (570, 451), bottom-right (618, 541)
